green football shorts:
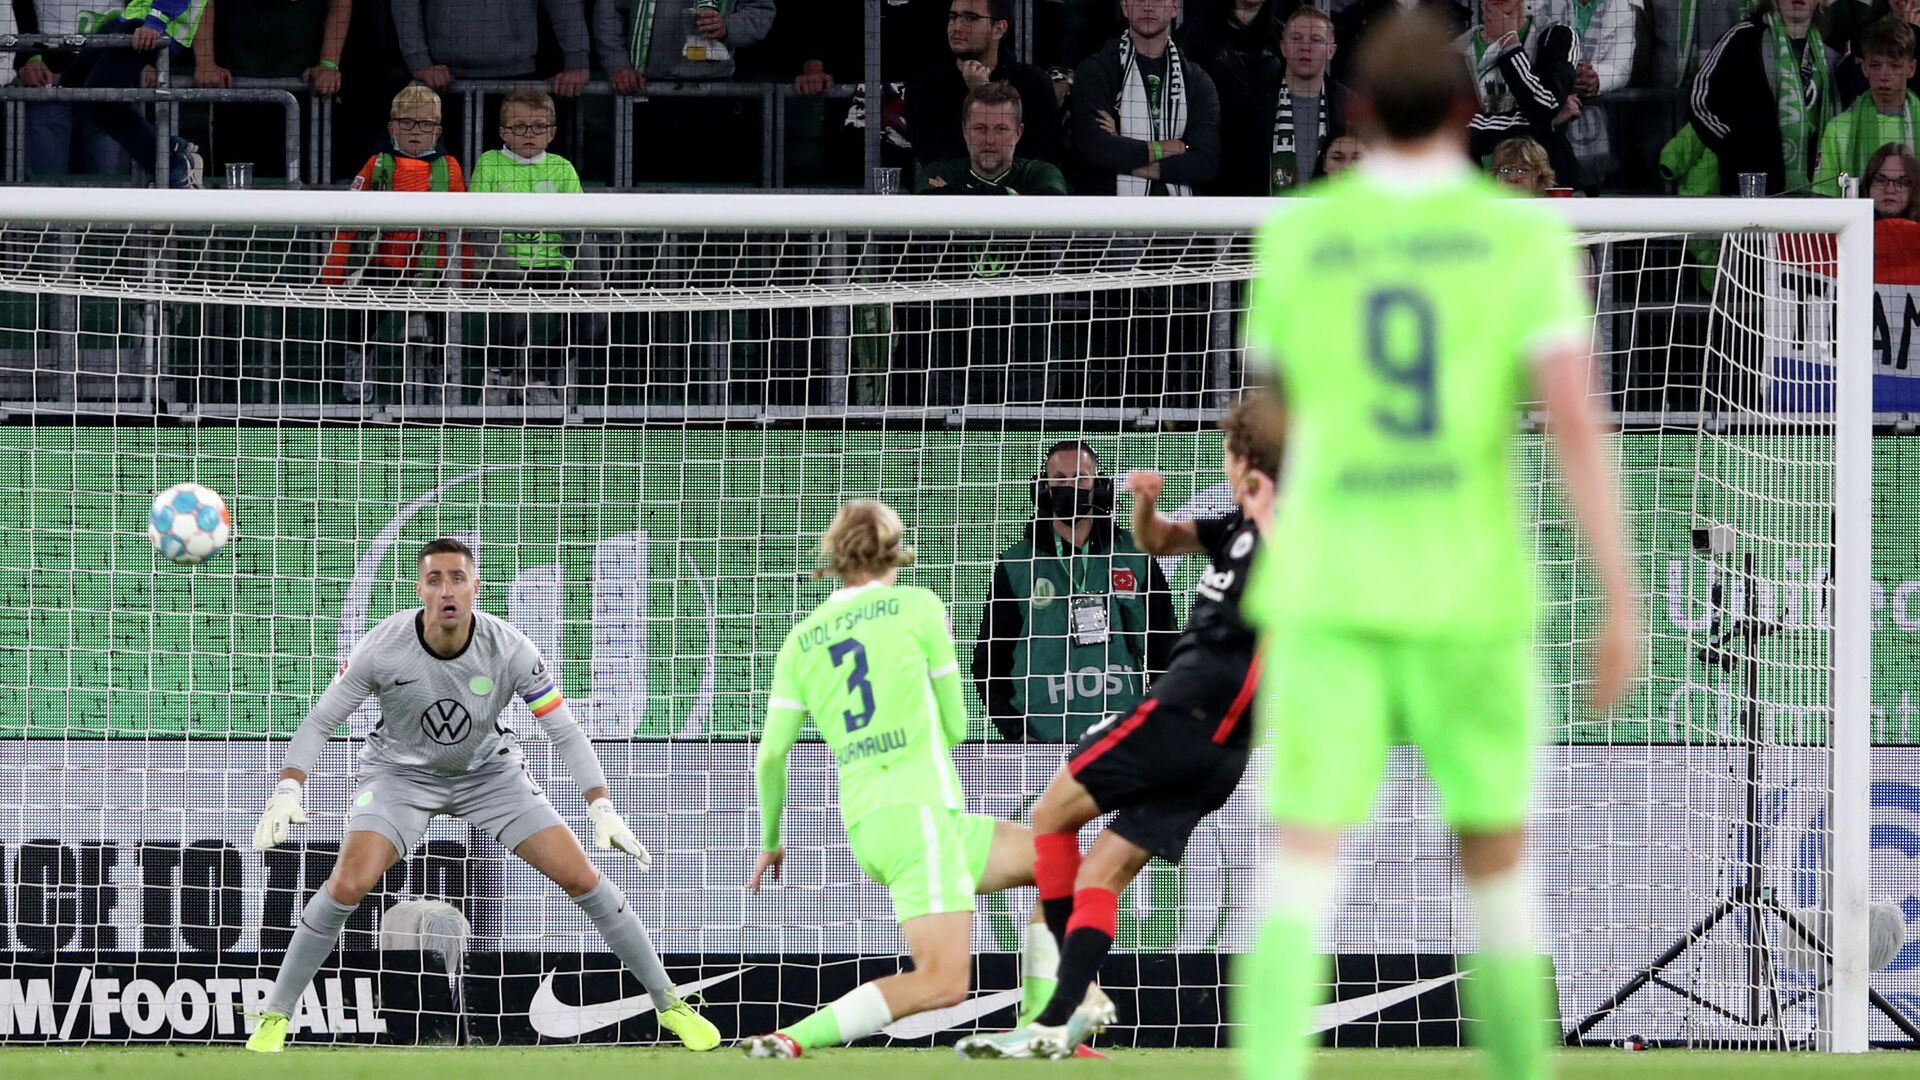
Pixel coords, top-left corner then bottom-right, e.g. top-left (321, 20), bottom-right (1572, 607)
top-left (1262, 629), bottom-right (1539, 832)
top-left (846, 807), bottom-right (999, 923)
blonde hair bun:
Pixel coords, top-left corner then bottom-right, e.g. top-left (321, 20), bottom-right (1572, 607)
top-left (817, 500), bottom-right (916, 581)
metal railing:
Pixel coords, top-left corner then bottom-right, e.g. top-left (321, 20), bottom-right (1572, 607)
top-left (0, 86), bottom-right (303, 185)
top-left (229, 77), bottom-right (334, 186)
top-left (436, 78), bottom-right (863, 191)
top-left (0, 32), bottom-right (300, 186)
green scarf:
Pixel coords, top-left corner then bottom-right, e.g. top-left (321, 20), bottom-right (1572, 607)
top-left (1832, 91), bottom-right (1920, 187)
top-left (1768, 14), bottom-right (1833, 187)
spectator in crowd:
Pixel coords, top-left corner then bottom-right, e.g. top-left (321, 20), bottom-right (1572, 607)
top-left (1818, 17), bottom-right (1920, 194)
top-left (54, 0), bottom-right (206, 187)
top-left (907, 0), bottom-right (1064, 170)
top-left (594, 0), bottom-right (774, 183)
top-left (323, 83), bottom-right (465, 404)
top-left (1073, 0), bottom-right (1221, 195)
top-left (1319, 131), bottom-right (1365, 174)
top-left (595, 0), bottom-right (773, 89)
top-left (1491, 134), bottom-right (1557, 192)
top-left (470, 87), bottom-right (582, 270)
top-left (335, 0), bottom-right (415, 184)
top-left (469, 87), bottom-right (581, 404)
top-left (1206, 4), bottom-right (1341, 195)
top-left (394, 0), bottom-right (591, 96)
top-left (781, 0), bottom-right (942, 184)
top-left (1458, 0), bottom-right (1584, 187)
top-left (917, 80), bottom-right (1069, 192)
top-left (1260, 6), bottom-right (1346, 192)
top-left (1034, 0), bottom-right (1129, 70)
top-left (1193, 0), bottom-right (1287, 196)
top-left (1864, 140), bottom-right (1920, 215)
top-left (1331, 0), bottom-right (1468, 84)
top-left (1180, 0), bottom-right (1293, 68)
top-left (1659, 0), bottom-right (1742, 85)
top-left (323, 84), bottom-right (467, 286)
top-left (1535, 0), bottom-right (1639, 187)
top-left (786, 0), bottom-right (946, 94)
top-left (192, 0), bottom-right (348, 94)
top-left (10, 1), bottom-right (132, 180)
top-left (1827, 0), bottom-right (1879, 76)
top-left (188, 0), bottom-right (350, 184)
top-left (972, 440), bottom-right (1177, 744)
top-left (1852, 0), bottom-right (1920, 96)
top-left (1690, 0), bottom-right (1838, 195)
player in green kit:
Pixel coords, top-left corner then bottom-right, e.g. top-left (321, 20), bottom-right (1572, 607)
top-left (1234, 13), bottom-right (1638, 1080)
top-left (742, 500), bottom-right (1052, 1059)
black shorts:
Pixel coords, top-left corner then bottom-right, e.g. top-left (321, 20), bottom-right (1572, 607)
top-left (1065, 649), bottom-right (1258, 863)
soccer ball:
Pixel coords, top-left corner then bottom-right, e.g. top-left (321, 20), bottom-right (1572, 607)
top-left (148, 483), bottom-right (232, 565)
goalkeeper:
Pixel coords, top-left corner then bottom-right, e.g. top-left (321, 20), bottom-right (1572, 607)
top-left (247, 537), bottom-right (718, 1053)
top-left (742, 500), bottom-right (1054, 1059)
top-left (1236, 13), bottom-right (1637, 1080)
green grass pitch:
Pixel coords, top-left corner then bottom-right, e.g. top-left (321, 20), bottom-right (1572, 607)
top-left (4, 1048), bottom-right (1917, 1079)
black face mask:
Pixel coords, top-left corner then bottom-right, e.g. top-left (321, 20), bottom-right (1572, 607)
top-left (1045, 484), bottom-right (1099, 519)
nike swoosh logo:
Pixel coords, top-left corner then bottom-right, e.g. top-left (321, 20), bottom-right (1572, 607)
top-left (527, 968), bottom-right (746, 1039)
top-left (882, 987), bottom-right (1025, 1038)
top-left (393, 679), bottom-right (418, 686)
top-left (1311, 971), bottom-right (1465, 1033)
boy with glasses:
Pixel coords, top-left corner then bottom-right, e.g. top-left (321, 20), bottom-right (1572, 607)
top-left (321, 83), bottom-right (467, 404)
top-left (1817, 17), bottom-right (1920, 195)
top-left (323, 82), bottom-right (468, 285)
top-left (468, 87), bottom-right (586, 405)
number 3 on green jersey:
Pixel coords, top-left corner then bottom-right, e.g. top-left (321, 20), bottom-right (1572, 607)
top-left (757, 584), bottom-right (972, 849)
top-left (1240, 171), bottom-right (1591, 638)
top-left (829, 638), bottom-right (877, 732)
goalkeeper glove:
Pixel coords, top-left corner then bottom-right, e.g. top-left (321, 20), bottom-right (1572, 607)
top-left (252, 778), bottom-right (309, 851)
top-left (589, 797), bottom-right (652, 871)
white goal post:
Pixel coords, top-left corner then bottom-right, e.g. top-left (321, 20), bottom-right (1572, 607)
top-left (0, 189), bottom-right (1878, 1053)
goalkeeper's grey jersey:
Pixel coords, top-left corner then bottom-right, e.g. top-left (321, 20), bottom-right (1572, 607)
top-left (283, 608), bottom-right (607, 792)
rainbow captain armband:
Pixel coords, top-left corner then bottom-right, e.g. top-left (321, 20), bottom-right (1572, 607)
top-left (523, 682), bottom-right (564, 718)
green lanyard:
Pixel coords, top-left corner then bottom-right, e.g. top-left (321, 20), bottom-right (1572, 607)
top-left (1057, 541), bottom-right (1100, 598)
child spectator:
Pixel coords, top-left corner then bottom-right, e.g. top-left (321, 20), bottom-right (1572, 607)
top-left (322, 83), bottom-right (465, 406)
top-left (468, 86), bottom-right (584, 405)
top-left (1864, 140), bottom-right (1920, 216)
top-left (322, 83), bottom-right (468, 286)
top-left (1817, 17), bottom-right (1920, 194)
top-left (468, 87), bottom-right (583, 274)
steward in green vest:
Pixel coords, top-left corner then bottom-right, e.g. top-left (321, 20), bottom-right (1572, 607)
top-left (972, 440), bottom-right (1179, 743)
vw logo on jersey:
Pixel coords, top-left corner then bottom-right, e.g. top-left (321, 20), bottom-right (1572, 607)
top-left (420, 699), bottom-right (473, 745)
top-left (1230, 529), bottom-right (1255, 560)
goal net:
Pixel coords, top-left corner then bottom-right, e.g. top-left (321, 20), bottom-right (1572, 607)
top-left (0, 192), bottom-right (1882, 1052)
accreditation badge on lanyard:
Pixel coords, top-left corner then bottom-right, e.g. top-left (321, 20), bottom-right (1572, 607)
top-left (1070, 595), bottom-right (1111, 645)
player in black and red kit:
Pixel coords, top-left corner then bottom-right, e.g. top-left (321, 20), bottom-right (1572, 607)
top-left (958, 398), bottom-right (1283, 1061)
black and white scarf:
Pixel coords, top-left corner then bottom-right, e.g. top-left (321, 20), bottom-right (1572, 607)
top-left (1116, 34), bottom-right (1190, 196)
top-left (1269, 85), bottom-right (1328, 191)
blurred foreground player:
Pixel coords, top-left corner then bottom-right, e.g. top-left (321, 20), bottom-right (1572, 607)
top-left (1235, 12), bottom-right (1637, 1080)
top-left (958, 399), bottom-right (1284, 1060)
